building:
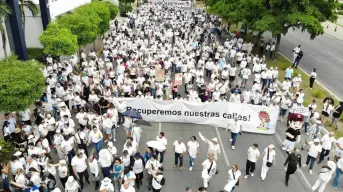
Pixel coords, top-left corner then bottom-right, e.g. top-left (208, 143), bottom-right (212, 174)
top-left (0, 0), bottom-right (91, 60)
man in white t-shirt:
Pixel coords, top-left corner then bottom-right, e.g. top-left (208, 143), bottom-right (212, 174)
top-left (120, 181), bottom-right (135, 192)
top-left (227, 117), bottom-right (242, 150)
top-left (151, 167), bottom-right (164, 192)
top-left (244, 143), bottom-right (260, 179)
top-left (319, 132), bottom-right (336, 163)
top-left (173, 137), bottom-right (187, 170)
top-left (156, 132), bottom-right (168, 164)
top-left (71, 150), bottom-right (90, 190)
top-left (292, 45), bottom-right (301, 63)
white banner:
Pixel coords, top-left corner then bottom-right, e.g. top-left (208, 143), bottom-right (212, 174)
top-left (124, 99), bottom-right (279, 134)
top-left (148, 0), bottom-right (192, 7)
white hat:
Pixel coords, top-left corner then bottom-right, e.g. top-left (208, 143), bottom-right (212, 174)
top-left (108, 142), bottom-right (114, 147)
top-left (101, 177), bottom-right (111, 184)
top-left (313, 112), bottom-right (320, 119)
top-left (314, 138), bottom-right (320, 143)
top-left (169, 95), bottom-right (172, 98)
top-left (297, 98), bottom-right (303, 104)
top-left (268, 144), bottom-right (275, 149)
top-left (211, 137), bottom-right (218, 143)
top-left (14, 151), bottom-right (22, 156)
top-left (67, 176), bottom-right (75, 183)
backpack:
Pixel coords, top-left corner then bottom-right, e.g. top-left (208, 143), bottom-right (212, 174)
top-left (156, 173), bottom-right (165, 185)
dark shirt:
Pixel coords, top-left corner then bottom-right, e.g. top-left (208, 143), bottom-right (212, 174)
top-left (333, 105), bottom-right (343, 118)
top-left (285, 128), bottom-right (300, 142)
top-left (284, 153), bottom-right (301, 168)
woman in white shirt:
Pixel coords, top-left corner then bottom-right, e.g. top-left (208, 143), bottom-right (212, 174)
top-left (224, 164), bottom-right (241, 192)
top-left (201, 154), bottom-right (217, 189)
top-left (132, 153), bottom-right (144, 188)
top-left (312, 161), bottom-right (336, 192)
top-left (322, 99), bottom-right (334, 124)
top-left (187, 136), bottom-right (200, 171)
top-left (260, 145), bottom-right (276, 180)
top-left (199, 134), bottom-right (221, 161)
top-left (121, 167), bottom-right (136, 187)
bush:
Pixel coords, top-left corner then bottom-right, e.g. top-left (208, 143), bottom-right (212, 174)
top-left (104, 1), bottom-right (119, 19)
top-left (337, 10), bottom-right (343, 15)
top-left (119, 2), bottom-right (132, 17)
top-left (27, 48), bottom-right (44, 62)
top-left (312, 89), bottom-right (326, 98)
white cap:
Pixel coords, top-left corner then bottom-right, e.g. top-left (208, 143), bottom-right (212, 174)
top-left (268, 144), bottom-right (275, 149)
top-left (314, 138), bottom-right (320, 143)
top-left (28, 135), bottom-right (34, 140)
top-left (14, 151), bottom-right (22, 156)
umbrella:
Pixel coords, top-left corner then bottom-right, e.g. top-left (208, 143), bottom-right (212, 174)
top-left (211, 28), bottom-right (221, 35)
top-left (122, 110), bottom-right (142, 119)
top-left (134, 119), bottom-right (152, 126)
top-left (147, 141), bottom-right (166, 151)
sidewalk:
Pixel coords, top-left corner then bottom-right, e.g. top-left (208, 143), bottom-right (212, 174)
top-left (322, 15), bottom-right (343, 40)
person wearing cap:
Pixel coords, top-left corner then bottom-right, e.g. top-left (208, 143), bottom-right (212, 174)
top-left (302, 138), bottom-right (322, 174)
top-left (260, 144), bottom-right (276, 181)
top-left (229, 90), bottom-right (240, 103)
top-left (201, 153), bottom-right (217, 189)
top-left (311, 160), bottom-right (336, 192)
top-left (173, 137), bottom-right (187, 170)
top-left (244, 143), bottom-right (260, 179)
top-left (200, 134), bottom-right (221, 161)
top-left (284, 148), bottom-right (302, 186)
top-left (65, 176), bottom-right (80, 192)
top-left (71, 150), bottom-right (90, 190)
top-left (100, 177), bottom-right (114, 192)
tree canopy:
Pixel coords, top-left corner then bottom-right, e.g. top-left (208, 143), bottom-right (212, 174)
top-left (39, 24), bottom-right (78, 57)
top-left (0, 56), bottom-right (45, 112)
top-left (208, 0), bottom-right (338, 50)
top-left (57, 13), bottom-right (98, 47)
top-left (0, 138), bottom-right (15, 164)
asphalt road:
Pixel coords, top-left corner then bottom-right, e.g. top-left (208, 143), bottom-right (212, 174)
top-left (278, 29), bottom-right (343, 100)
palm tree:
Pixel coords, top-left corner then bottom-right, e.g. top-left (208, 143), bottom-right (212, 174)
top-left (0, 2), bottom-right (11, 61)
top-left (19, 0), bottom-right (39, 30)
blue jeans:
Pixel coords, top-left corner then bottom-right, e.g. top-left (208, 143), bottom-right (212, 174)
top-left (333, 168), bottom-right (342, 188)
top-left (93, 140), bottom-right (102, 155)
top-left (155, 150), bottom-right (165, 163)
top-left (52, 106), bottom-right (58, 120)
top-left (175, 152), bottom-right (183, 166)
top-left (306, 155), bottom-right (316, 170)
top-left (231, 132), bottom-right (239, 146)
top-left (189, 156), bottom-right (195, 167)
top-left (102, 166), bottom-right (111, 178)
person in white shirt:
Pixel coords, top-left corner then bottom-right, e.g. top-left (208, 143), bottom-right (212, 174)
top-left (87, 126), bottom-right (103, 155)
top-left (279, 95), bottom-right (292, 122)
top-left (173, 137), bottom-right (187, 170)
top-left (187, 136), bottom-right (200, 171)
top-left (156, 132), bottom-right (167, 164)
top-left (229, 91), bottom-right (241, 103)
top-left (260, 144), bottom-right (276, 180)
top-left (292, 45), bottom-right (301, 63)
top-left (201, 153), bottom-right (217, 188)
top-left (65, 176), bottom-right (81, 192)
top-left (224, 164), bottom-right (241, 192)
top-left (319, 132), bottom-right (336, 164)
top-left (312, 160), bottom-right (336, 192)
top-left (244, 143), bottom-right (260, 179)
top-left (333, 157), bottom-right (343, 189)
top-left (227, 117), bottom-right (242, 150)
top-left (19, 108), bottom-right (31, 125)
top-left (120, 181), bottom-right (135, 192)
top-left (117, 98), bottom-right (127, 125)
top-left (309, 68), bottom-right (317, 89)
top-left (98, 147), bottom-right (113, 178)
top-left (145, 155), bottom-right (161, 191)
top-left (132, 152), bottom-right (144, 189)
top-left (88, 156), bottom-right (100, 190)
top-left (302, 138), bottom-right (322, 174)
top-left (71, 150), bottom-right (90, 190)
top-left (99, 177), bottom-right (114, 192)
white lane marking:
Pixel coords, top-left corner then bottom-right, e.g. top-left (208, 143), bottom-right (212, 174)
top-left (215, 126), bottom-right (230, 167)
top-left (328, 52), bottom-right (343, 62)
top-left (278, 52), bottom-right (341, 101)
top-left (303, 51), bottom-right (324, 63)
top-left (159, 122), bottom-right (161, 133)
top-left (275, 132), bottom-right (312, 189)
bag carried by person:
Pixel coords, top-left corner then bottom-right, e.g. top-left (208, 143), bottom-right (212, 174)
top-left (155, 173), bottom-right (166, 185)
top-left (266, 149), bottom-right (273, 167)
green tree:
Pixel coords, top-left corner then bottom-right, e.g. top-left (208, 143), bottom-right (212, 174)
top-left (0, 138), bottom-right (15, 164)
top-left (57, 13), bottom-right (98, 47)
top-left (0, 2), bottom-right (11, 61)
top-left (104, 1), bottom-right (119, 19)
top-left (39, 24), bottom-right (78, 57)
top-left (0, 56), bottom-right (45, 112)
top-left (19, 0), bottom-right (39, 30)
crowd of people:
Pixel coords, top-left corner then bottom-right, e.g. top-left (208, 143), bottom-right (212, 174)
top-left (1, 3), bottom-right (343, 192)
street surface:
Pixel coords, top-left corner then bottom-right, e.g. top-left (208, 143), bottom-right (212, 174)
top-left (279, 29), bottom-right (343, 100)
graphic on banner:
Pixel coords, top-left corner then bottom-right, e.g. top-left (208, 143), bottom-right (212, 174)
top-left (256, 110), bottom-right (270, 131)
top-left (148, 0), bottom-right (191, 7)
top-left (174, 73), bottom-right (183, 85)
top-left (122, 99), bottom-right (279, 134)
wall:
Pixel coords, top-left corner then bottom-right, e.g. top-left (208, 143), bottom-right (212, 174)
top-left (47, 0), bottom-right (91, 19)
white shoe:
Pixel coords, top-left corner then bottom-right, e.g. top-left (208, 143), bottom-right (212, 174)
top-left (251, 173), bottom-right (254, 177)
top-left (262, 177), bottom-right (265, 181)
top-left (281, 118), bottom-right (284, 122)
top-left (232, 146), bottom-right (235, 150)
top-left (230, 139), bottom-right (233, 141)
top-left (302, 164), bottom-right (307, 167)
top-left (113, 139), bottom-right (116, 142)
top-left (244, 175), bottom-right (248, 179)
top-left (309, 170), bottom-right (312, 174)
top-left (189, 167), bottom-right (192, 171)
